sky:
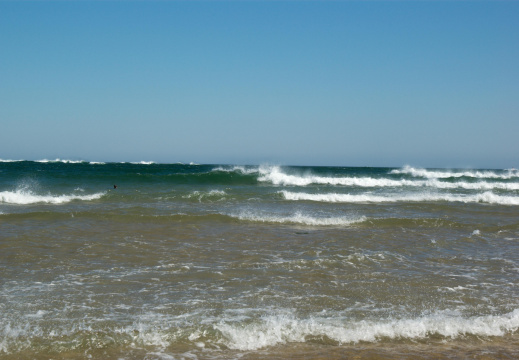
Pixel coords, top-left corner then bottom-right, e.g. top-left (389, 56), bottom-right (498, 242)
top-left (0, 1), bottom-right (518, 168)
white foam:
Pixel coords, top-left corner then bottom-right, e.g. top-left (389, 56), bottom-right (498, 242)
top-left (0, 189), bottom-right (105, 205)
top-left (35, 158), bottom-right (85, 164)
top-left (2, 308), bottom-right (518, 354)
top-left (427, 180), bottom-right (519, 191)
top-left (280, 191), bottom-right (519, 205)
top-left (255, 166), bottom-right (519, 190)
top-left (231, 211), bottom-right (367, 226)
top-left (0, 159), bottom-right (24, 162)
top-left (89, 161), bottom-right (105, 165)
top-left (390, 166), bottom-right (519, 180)
top-left (130, 161), bottom-right (155, 165)
top-left (216, 309), bottom-right (519, 350)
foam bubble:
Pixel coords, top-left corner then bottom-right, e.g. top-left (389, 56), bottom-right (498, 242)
top-left (280, 191), bottom-right (519, 205)
top-left (0, 189), bottom-right (105, 205)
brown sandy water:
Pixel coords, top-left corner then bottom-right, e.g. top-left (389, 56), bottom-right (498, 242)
top-left (1, 163), bottom-right (519, 359)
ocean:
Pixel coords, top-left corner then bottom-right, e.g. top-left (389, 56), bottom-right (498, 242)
top-left (1, 160), bottom-right (518, 359)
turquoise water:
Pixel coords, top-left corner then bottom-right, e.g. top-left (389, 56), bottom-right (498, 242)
top-left (1, 160), bottom-right (519, 359)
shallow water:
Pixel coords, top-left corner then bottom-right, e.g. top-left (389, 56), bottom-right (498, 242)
top-left (1, 161), bottom-right (518, 359)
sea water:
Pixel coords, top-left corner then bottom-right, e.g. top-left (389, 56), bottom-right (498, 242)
top-left (1, 160), bottom-right (518, 359)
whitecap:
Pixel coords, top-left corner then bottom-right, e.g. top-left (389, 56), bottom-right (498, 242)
top-left (390, 166), bottom-right (519, 180)
top-left (0, 159), bottom-right (24, 162)
top-left (35, 159), bottom-right (85, 164)
top-left (256, 166), bottom-right (519, 191)
top-left (130, 161), bottom-right (156, 165)
top-left (0, 189), bottom-right (106, 205)
top-left (280, 191), bottom-right (519, 205)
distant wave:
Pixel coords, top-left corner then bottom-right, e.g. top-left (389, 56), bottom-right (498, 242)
top-left (0, 159), bottom-right (106, 165)
top-left (391, 166), bottom-right (519, 180)
top-left (216, 309), bottom-right (519, 350)
top-left (231, 211), bottom-right (367, 226)
top-left (35, 158), bottom-right (86, 164)
top-left (130, 161), bottom-right (156, 165)
top-left (0, 189), bottom-right (105, 205)
top-left (281, 191), bottom-right (519, 205)
top-left (0, 159), bottom-right (24, 162)
top-left (257, 166), bottom-right (519, 190)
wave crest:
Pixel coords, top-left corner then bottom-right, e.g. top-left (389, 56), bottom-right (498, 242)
top-left (35, 158), bottom-right (86, 164)
top-left (216, 309), bottom-right (519, 350)
top-left (231, 211), bottom-right (367, 226)
top-left (0, 189), bottom-right (105, 205)
top-left (391, 166), bottom-right (519, 180)
top-left (281, 191), bottom-right (519, 205)
top-left (182, 190), bottom-right (227, 202)
top-left (255, 166), bottom-right (519, 190)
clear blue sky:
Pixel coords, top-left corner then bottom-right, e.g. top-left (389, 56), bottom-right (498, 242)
top-left (1, 1), bottom-right (518, 168)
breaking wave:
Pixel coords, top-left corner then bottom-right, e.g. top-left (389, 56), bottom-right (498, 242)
top-left (390, 166), bottom-right (519, 180)
top-left (35, 158), bottom-right (86, 164)
top-left (0, 159), bottom-right (24, 162)
top-left (255, 166), bottom-right (519, 190)
top-left (130, 161), bottom-right (156, 165)
top-left (280, 191), bottom-right (519, 205)
top-left (230, 211), bottom-right (367, 226)
top-left (2, 308), bottom-right (517, 354)
top-left (216, 309), bottom-right (519, 350)
top-left (0, 189), bottom-right (106, 205)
